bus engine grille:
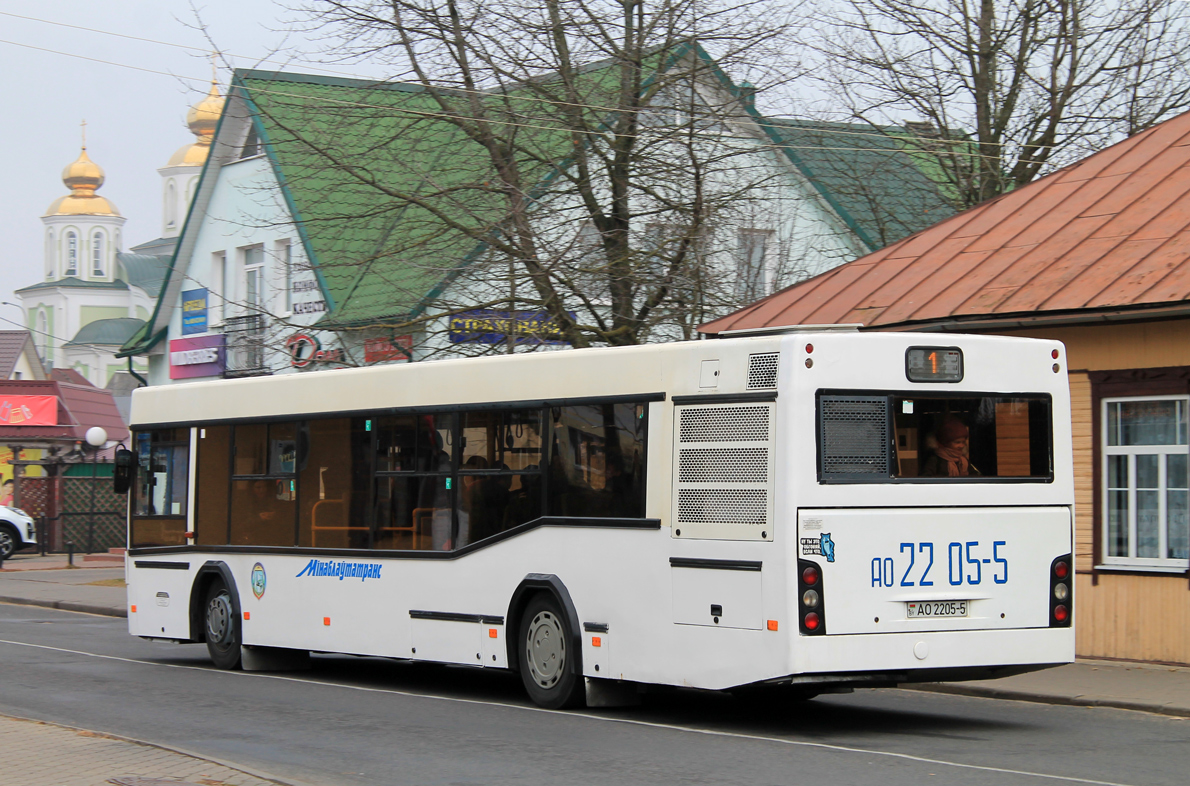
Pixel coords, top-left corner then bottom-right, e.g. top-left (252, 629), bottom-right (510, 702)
top-left (677, 489), bottom-right (768, 524)
top-left (674, 403), bottom-right (774, 538)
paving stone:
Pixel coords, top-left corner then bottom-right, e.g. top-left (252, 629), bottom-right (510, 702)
top-left (1, 715), bottom-right (287, 786)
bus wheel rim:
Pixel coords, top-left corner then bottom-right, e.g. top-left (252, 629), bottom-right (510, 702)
top-left (525, 611), bottom-right (565, 689)
top-left (207, 594), bottom-right (231, 643)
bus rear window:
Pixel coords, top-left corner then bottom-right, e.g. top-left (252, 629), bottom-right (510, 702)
top-left (819, 393), bottom-right (1052, 482)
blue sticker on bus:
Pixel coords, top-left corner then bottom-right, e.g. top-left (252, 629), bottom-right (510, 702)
top-left (800, 533), bottom-right (836, 563)
top-left (295, 558), bottom-right (383, 582)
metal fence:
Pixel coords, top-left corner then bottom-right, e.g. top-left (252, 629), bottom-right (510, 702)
top-left (15, 469), bottom-right (125, 554)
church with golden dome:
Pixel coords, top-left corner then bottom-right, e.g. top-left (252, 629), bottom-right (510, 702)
top-left (15, 81), bottom-right (225, 388)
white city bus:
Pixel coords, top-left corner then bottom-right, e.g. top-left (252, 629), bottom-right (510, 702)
top-left (122, 329), bottom-right (1074, 708)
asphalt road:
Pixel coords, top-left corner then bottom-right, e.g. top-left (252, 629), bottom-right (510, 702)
top-left (1, 603), bottom-right (1185, 786)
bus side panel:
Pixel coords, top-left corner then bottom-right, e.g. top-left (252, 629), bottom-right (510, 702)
top-left (126, 561), bottom-right (194, 640)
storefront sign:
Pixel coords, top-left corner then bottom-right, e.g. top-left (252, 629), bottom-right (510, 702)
top-left (364, 335), bottom-right (413, 364)
top-left (448, 310), bottom-right (574, 345)
top-left (0, 396), bottom-right (58, 426)
top-left (293, 300), bottom-right (327, 315)
top-left (181, 288), bottom-right (208, 335)
top-left (169, 335), bottom-right (225, 379)
top-left (286, 333), bottom-right (344, 368)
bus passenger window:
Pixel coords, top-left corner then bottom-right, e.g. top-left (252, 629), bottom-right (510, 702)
top-left (131, 428), bottom-right (190, 548)
top-left (456, 409), bottom-right (543, 547)
top-left (230, 422), bottom-right (297, 546)
top-left (299, 418), bottom-right (370, 549)
top-left (548, 403), bottom-right (645, 519)
top-left (372, 413), bottom-right (453, 550)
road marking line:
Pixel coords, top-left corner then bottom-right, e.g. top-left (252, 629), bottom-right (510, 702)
top-left (0, 637), bottom-right (1139, 786)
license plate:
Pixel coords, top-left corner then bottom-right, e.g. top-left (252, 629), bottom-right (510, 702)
top-left (906, 600), bottom-right (968, 618)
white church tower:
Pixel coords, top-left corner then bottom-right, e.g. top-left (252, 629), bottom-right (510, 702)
top-left (16, 80), bottom-right (225, 385)
top-left (25, 136), bottom-right (128, 371)
top-left (159, 79), bottom-right (222, 239)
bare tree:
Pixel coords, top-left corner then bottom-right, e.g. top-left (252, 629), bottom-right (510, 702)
top-left (225, 0), bottom-right (860, 357)
top-left (805, 0), bottom-right (1190, 208)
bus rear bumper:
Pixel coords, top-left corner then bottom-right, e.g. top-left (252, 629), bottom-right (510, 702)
top-left (792, 626), bottom-right (1074, 685)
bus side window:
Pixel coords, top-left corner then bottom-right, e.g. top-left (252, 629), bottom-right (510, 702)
top-left (230, 422), bottom-right (298, 547)
top-left (299, 418), bottom-right (370, 549)
top-left (130, 428), bottom-right (190, 548)
top-left (548, 404), bottom-right (645, 519)
top-left (457, 408), bottom-right (543, 547)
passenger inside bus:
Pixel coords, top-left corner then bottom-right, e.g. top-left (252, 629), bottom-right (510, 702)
top-left (920, 416), bottom-right (981, 477)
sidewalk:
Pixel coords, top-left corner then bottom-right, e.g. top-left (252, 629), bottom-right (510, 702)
top-left (0, 552), bottom-right (127, 617)
top-left (1, 713), bottom-right (294, 786)
top-left (3, 552), bottom-right (1190, 719)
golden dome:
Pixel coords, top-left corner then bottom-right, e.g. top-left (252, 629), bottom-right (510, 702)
top-left (166, 80), bottom-right (225, 168)
top-left (45, 147), bottom-right (120, 216)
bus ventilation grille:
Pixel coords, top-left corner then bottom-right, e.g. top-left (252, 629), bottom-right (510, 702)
top-left (819, 396), bottom-right (890, 478)
top-left (747, 353), bottom-right (780, 389)
top-left (679, 405), bottom-right (770, 442)
top-left (675, 404), bottom-right (773, 532)
top-left (677, 489), bottom-right (767, 524)
top-left (678, 447), bottom-right (768, 483)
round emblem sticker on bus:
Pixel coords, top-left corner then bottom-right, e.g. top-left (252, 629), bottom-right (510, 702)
top-left (251, 563), bottom-right (267, 599)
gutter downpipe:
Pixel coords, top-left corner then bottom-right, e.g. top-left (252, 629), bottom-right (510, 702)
top-left (128, 357), bottom-right (148, 388)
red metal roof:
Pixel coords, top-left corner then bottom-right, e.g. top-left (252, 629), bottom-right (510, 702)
top-left (701, 111), bottom-right (1190, 334)
top-left (0, 380), bottom-right (128, 444)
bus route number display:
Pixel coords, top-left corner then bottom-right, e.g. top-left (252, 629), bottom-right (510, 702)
top-left (906, 347), bottom-right (963, 382)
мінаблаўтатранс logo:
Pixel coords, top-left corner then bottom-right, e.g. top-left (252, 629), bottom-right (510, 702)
top-left (251, 562), bottom-right (266, 599)
top-left (295, 559), bottom-right (383, 581)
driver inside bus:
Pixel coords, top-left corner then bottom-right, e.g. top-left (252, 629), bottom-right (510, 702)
top-left (921, 416), bottom-right (980, 477)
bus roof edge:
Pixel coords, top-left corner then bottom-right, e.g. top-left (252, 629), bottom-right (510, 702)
top-left (715, 323), bottom-right (864, 337)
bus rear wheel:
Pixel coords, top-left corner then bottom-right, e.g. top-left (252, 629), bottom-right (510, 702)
top-left (204, 581), bottom-right (241, 670)
top-left (518, 595), bottom-right (583, 709)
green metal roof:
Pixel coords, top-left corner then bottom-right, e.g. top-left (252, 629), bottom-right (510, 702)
top-left (66, 317), bottom-right (146, 347)
top-left (116, 253), bottom-right (169, 297)
top-left (235, 62), bottom-right (641, 327)
top-left (765, 119), bottom-right (957, 249)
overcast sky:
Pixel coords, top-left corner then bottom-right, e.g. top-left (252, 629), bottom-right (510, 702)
top-left (0, 1), bottom-right (395, 335)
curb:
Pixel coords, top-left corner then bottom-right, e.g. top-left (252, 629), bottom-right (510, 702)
top-left (908, 682), bottom-right (1190, 719)
top-left (0, 596), bottom-right (127, 618)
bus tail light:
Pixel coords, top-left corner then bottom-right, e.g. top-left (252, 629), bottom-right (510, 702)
top-left (1049, 554), bottom-right (1072, 627)
top-left (798, 559), bottom-right (826, 635)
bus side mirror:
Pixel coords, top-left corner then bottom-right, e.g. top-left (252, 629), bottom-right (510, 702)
top-left (113, 448), bottom-right (135, 495)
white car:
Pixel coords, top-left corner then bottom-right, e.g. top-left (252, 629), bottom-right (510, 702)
top-left (0, 505), bottom-right (36, 560)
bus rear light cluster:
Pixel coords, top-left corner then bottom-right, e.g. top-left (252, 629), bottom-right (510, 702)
top-left (798, 559), bottom-right (826, 635)
top-left (1050, 554), bottom-right (1072, 627)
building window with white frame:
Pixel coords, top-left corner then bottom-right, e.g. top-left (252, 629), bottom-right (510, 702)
top-left (276, 240), bottom-right (292, 313)
top-left (65, 231), bottom-right (78, 276)
top-left (243, 246), bottom-right (264, 314)
top-left (92, 232), bottom-right (105, 277)
top-left (1102, 396), bottom-right (1189, 569)
top-left (735, 229), bottom-right (770, 302)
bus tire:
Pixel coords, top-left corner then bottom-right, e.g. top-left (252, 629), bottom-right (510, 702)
top-left (204, 580), bottom-right (241, 670)
top-left (518, 594), bottom-right (583, 709)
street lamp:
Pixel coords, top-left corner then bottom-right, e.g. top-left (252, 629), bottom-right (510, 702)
top-left (85, 427), bottom-right (106, 555)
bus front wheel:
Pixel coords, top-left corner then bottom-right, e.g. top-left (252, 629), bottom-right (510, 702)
top-left (204, 581), bottom-right (242, 670)
top-left (518, 595), bottom-right (583, 709)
